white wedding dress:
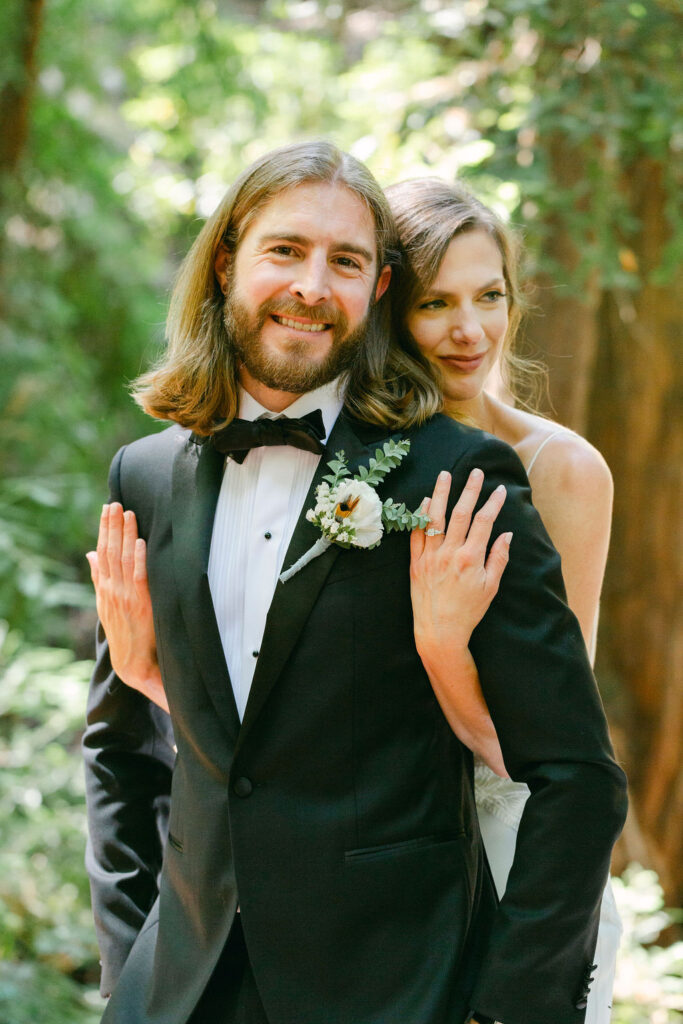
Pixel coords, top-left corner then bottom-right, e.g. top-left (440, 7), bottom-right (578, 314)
top-left (473, 428), bottom-right (623, 1024)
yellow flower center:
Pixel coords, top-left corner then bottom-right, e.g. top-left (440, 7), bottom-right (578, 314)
top-left (335, 495), bottom-right (361, 519)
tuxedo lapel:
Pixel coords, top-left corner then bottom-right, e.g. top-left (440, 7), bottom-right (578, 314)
top-left (171, 434), bottom-right (241, 742)
top-left (236, 412), bottom-right (395, 751)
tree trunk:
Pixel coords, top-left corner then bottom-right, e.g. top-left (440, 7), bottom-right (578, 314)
top-left (0, 0), bottom-right (44, 176)
top-left (0, 0), bottom-right (45, 317)
top-left (588, 157), bottom-right (683, 906)
top-left (531, 143), bottom-right (682, 904)
top-left (523, 133), bottom-right (602, 433)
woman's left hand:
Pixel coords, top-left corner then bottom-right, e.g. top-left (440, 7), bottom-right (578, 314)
top-left (411, 467), bottom-right (511, 656)
top-left (410, 468), bottom-right (511, 776)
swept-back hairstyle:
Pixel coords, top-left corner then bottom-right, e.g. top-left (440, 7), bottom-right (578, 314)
top-left (385, 177), bottom-right (545, 411)
top-left (132, 140), bottom-right (441, 433)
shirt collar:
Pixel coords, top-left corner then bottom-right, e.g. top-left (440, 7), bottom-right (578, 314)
top-left (237, 378), bottom-right (345, 444)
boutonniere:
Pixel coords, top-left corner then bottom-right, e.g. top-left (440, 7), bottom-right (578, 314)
top-left (279, 439), bottom-right (429, 583)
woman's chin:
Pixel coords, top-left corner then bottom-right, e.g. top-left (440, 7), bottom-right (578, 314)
top-left (443, 382), bottom-right (485, 410)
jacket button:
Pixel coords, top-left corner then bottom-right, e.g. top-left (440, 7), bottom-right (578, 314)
top-left (233, 777), bottom-right (253, 798)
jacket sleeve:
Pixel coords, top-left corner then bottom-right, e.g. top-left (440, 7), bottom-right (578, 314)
top-left (82, 446), bottom-right (176, 997)
top-left (453, 435), bottom-right (628, 1024)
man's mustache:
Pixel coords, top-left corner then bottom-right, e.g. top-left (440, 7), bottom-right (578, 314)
top-left (255, 298), bottom-right (341, 327)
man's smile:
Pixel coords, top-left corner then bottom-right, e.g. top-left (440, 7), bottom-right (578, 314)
top-left (271, 314), bottom-right (332, 333)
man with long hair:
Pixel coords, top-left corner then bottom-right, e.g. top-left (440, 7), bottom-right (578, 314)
top-left (83, 141), bottom-right (626, 1024)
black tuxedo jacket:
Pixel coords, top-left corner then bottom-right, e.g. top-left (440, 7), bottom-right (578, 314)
top-left (83, 410), bottom-right (627, 1024)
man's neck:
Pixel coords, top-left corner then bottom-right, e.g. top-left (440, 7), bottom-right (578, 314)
top-left (239, 369), bottom-right (303, 413)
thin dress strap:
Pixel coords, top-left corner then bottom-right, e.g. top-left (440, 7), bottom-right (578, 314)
top-left (525, 429), bottom-right (568, 476)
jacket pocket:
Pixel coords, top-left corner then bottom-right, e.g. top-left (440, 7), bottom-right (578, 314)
top-left (345, 829), bottom-right (466, 864)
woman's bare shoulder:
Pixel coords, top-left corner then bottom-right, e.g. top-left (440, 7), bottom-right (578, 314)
top-left (481, 396), bottom-right (613, 510)
top-left (528, 426), bottom-right (612, 502)
top-left (494, 404), bottom-right (609, 487)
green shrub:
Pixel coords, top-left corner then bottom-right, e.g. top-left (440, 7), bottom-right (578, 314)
top-left (0, 625), bottom-right (106, 1020)
top-left (0, 961), bottom-right (103, 1024)
top-left (613, 865), bottom-right (683, 1024)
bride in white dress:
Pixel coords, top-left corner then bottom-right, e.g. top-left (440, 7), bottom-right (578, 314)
top-left (388, 177), bottom-right (622, 1024)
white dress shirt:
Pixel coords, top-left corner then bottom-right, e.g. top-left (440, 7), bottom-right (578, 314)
top-left (207, 379), bottom-right (345, 721)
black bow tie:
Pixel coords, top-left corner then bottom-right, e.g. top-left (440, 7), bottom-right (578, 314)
top-left (211, 408), bottom-right (326, 464)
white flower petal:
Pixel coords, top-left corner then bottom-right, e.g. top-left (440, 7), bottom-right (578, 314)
top-left (332, 479), bottom-right (384, 548)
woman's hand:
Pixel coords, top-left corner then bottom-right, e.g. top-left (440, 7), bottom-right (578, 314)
top-left (411, 468), bottom-right (511, 652)
top-left (86, 503), bottom-right (169, 713)
top-left (410, 468), bottom-right (511, 776)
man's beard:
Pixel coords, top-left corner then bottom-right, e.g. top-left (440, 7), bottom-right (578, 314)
top-left (223, 291), bottom-right (369, 394)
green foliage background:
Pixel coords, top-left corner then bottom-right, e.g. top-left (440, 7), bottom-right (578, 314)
top-left (1, 0), bottom-right (681, 1020)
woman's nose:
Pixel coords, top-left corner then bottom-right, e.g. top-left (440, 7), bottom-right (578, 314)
top-left (450, 310), bottom-right (485, 344)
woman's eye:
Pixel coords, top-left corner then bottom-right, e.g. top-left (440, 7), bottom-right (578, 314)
top-left (482, 290), bottom-right (506, 302)
top-left (417, 299), bottom-right (446, 311)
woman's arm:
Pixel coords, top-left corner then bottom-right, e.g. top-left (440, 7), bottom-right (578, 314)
top-left (526, 433), bottom-right (613, 660)
top-left (411, 468), bottom-right (511, 777)
top-left (411, 433), bottom-right (613, 776)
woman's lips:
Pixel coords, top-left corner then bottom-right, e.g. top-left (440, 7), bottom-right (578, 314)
top-left (439, 353), bottom-right (487, 373)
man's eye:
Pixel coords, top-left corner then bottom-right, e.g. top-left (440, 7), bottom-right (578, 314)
top-left (272, 245), bottom-right (296, 256)
top-left (334, 256), bottom-right (361, 270)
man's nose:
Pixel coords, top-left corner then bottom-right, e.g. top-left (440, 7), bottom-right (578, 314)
top-left (289, 254), bottom-right (332, 305)
top-left (450, 308), bottom-right (485, 344)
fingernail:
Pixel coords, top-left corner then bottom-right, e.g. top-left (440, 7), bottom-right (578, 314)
top-left (438, 470), bottom-right (450, 481)
top-left (471, 468), bottom-right (483, 480)
top-left (503, 532), bottom-right (513, 545)
top-left (421, 497), bottom-right (431, 511)
top-left (101, 504), bottom-right (108, 514)
top-left (496, 484), bottom-right (507, 494)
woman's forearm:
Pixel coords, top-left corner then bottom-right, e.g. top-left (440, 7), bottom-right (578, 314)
top-left (417, 636), bottom-right (508, 778)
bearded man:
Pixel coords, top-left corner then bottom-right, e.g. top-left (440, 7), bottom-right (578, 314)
top-left (83, 140), bottom-right (626, 1024)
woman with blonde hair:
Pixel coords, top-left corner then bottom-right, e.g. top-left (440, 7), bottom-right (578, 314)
top-left (387, 176), bottom-right (622, 1024)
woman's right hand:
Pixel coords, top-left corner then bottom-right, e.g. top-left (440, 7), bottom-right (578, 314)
top-left (86, 503), bottom-right (169, 714)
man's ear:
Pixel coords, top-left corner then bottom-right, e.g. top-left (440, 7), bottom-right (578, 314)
top-left (374, 264), bottom-right (391, 302)
top-left (214, 242), bottom-right (231, 295)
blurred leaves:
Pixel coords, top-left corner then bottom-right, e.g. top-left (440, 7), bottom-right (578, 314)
top-left (612, 866), bottom-right (683, 1023)
top-left (0, 961), bottom-right (102, 1024)
top-left (0, 625), bottom-right (106, 1018)
top-left (0, 474), bottom-right (94, 642)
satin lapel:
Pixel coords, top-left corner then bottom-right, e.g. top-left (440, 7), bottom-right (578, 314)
top-left (171, 435), bottom-right (241, 742)
top-left (236, 413), bottom-right (393, 752)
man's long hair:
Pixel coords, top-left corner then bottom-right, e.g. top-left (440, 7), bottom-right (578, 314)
top-left (132, 141), bottom-right (441, 433)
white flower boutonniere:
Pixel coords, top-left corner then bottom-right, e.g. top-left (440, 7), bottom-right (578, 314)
top-left (279, 439), bottom-right (429, 583)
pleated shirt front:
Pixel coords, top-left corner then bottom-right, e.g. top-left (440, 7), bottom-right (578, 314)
top-left (207, 380), bottom-right (344, 720)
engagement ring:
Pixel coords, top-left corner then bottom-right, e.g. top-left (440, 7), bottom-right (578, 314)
top-left (425, 528), bottom-right (445, 537)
